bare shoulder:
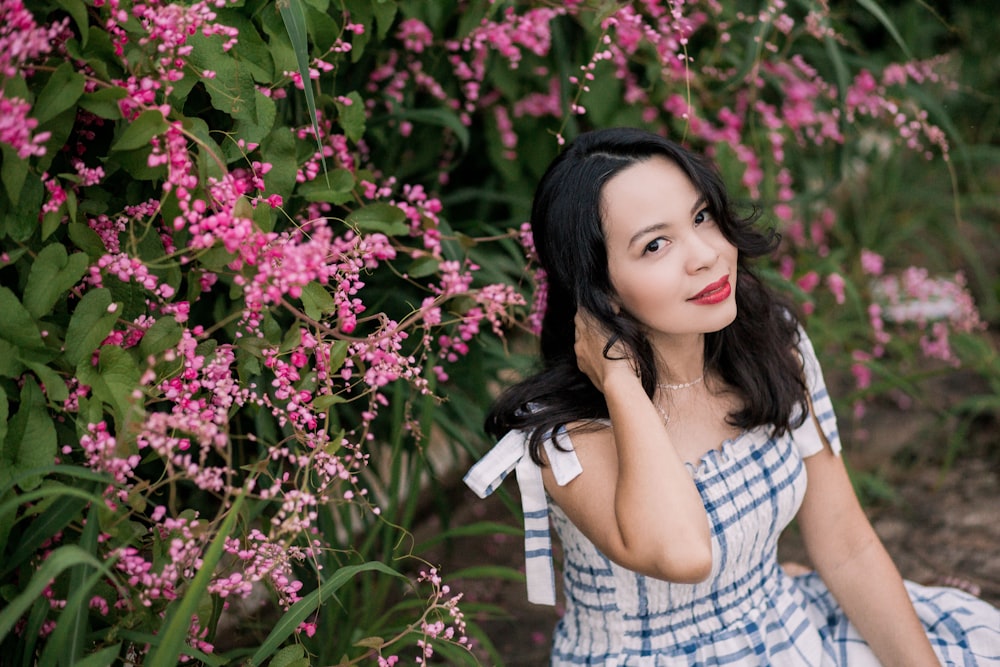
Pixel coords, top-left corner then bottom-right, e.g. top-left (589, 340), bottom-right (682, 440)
top-left (539, 419), bottom-right (617, 485)
top-left (538, 420), bottom-right (619, 532)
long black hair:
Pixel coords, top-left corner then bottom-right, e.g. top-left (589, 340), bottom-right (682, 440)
top-left (485, 127), bottom-right (807, 464)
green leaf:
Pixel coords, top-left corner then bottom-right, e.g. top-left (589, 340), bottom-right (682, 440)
top-left (328, 339), bottom-right (349, 373)
top-left (345, 202), bottom-right (409, 236)
top-left (372, 0), bottom-right (397, 40)
top-left (146, 493), bottom-right (246, 667)
top-left (0, 383), bottom-right (6, 445)
top-left (343, 0), bottom-right (372, 58)
top-left (68, 222), bottom-right (110, 259)
top-left (41, 208), bottom-right (61, 241)
top-left (64, 288), bottom-right (118, 366)
top-left (54, 0), bottom-right (90, 47)
top-left (2, 171), bottom-right (44, 241)
top-left (21, 358), bottom-right (68, 403)
top-left (260, 126), bottom-right (298, 202)
top-left (0, 246), bottom-right (27, 268)
top-left (312, 393), bottom-right (345, 410)
top-left (353, 636), bottom-right (385, 649)
top-left (394, 107), bottom-right (470, 152)
top-left (80, 345), bottom-right (141, 428)
top-left (336, 91), bottom-right (366, 143)
top-left (2, 378), bottom-right (58, 491)
top-left (248, 561), bottom-right (406, 666)
top-left (1, 144), bottom-right (29, 206)
top-left (198, 245), bottom-right (238, 271)
top-left (298, 168), bottom-right (355, 203)
top-left (0, 545), bottom-right (103, 643)
top-left (78, 87), bottom-right (127, 120)
top-left (24, 243), bottom-right (89, 319)
top-left (139, 316), bottom-right (182, 359)
top-left (215, 8), bottom-right (276, 83)
top-left (406, 255), bottom-right (440, 279)
top-left (186, 33), bottom-right (260, 125)
top-left (33, 62), bottom-right (87, 125)
top-left (300, 281), bottom-right (336, 320)
top-left (0, 287), bottom-right (45, 350)
top-left (111, 109), bottom-right (169, 152)
top-left (267, 645), bottom-right (305, 667)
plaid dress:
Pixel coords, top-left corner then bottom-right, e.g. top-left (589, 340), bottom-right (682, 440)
top-left (465, 331), bottom-right (1000, 665)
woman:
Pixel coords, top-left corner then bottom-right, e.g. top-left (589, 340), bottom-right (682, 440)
top-left (465, 127), bottom-right (1000, 665)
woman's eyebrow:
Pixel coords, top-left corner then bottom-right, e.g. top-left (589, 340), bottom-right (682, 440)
top-left (627, 222), bottom-right (670, 249)
top-left (625, 196), bottom-right (709, 249)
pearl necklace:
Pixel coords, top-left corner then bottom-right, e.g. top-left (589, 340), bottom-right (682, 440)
top-left (654, 374), bottom-right (703, 423)
top-left (657, 374), bottom-right (704, 390)
top-left (654, 402), bottom-right (672, 424)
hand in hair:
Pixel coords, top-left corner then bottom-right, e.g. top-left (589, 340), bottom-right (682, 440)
top-left (573, 309), bottom-right (638, 394)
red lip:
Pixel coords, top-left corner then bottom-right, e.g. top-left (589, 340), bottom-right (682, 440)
top-left (689, 275), bottom-right (731, 304)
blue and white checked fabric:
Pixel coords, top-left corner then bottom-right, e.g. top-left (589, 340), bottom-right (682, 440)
top-left (465, 330), bottom-right (1000, 665)
top-left (464, 426), bottom-right (582, 604)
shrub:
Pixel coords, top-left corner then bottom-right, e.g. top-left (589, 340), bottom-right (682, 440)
top-left (0, 0), bottom-right (994, 664)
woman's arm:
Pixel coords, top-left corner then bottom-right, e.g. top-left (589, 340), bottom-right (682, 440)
top-left (798, 446), bottom-right (941, 667)
top-left (539, 311), bottom-right (712, 583)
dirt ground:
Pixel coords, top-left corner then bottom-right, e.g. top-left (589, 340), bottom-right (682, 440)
top-left (425, 369), bottom-right (1000, 666)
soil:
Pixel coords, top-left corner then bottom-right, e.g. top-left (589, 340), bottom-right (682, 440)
top-left (423, 368), bottom-right (1000, 666)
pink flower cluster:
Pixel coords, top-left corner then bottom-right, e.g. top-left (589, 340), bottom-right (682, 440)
top-left (0, 96), bottom-right (50, 158)
top-left (413, 568), bottom-right (470, 664)
top-left (872, 266), bottom-right (983, 365)
top-left (0, 0), bottom-right (67, 78)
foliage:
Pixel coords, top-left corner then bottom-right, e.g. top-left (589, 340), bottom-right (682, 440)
top-left (0, 0), bottom-right (996, 665)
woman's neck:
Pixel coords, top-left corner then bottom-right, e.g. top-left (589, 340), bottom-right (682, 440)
top-left (650, 332), bottom-right (706, 386)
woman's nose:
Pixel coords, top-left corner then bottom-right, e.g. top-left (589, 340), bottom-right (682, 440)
top-left (685, 232), bottom-right (720, 273)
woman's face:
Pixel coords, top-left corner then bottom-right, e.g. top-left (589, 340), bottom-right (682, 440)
top-left (601, 156), bottom-right (739, 345)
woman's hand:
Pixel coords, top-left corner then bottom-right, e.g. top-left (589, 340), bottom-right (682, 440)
top-left (573, 309), bottom-right (638, 393)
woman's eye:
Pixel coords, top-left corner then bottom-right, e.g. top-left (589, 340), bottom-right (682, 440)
top-left (644, 238), bottom-right (667, 254)
top-left (694, 208), bottom-right (714, 225)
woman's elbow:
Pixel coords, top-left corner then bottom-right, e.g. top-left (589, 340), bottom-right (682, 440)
top-left (664, 544), bottom-right (714, 583)
top-left (638, 539), bottom-right (714, 583)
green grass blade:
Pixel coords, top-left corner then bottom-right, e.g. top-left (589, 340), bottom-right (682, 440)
top-left (278, 0), bottom-right (326, 177)
top-left (2, 490), bottom-right (89, 577)
top-left (248, 561), bottom-right (406, 666)
top-left (39, 529), bottom-right (119, 667)
top-left (857, 0), bottom-right (913, 60)
top-left (40, 502), bottom-right (104, 667)
top-left (0, 464), bottom-right (113, 498)
top-left (68, 644), bottom-right (123, 667)
top-left (145, 492), bottom-right (246, 667)
top-left (115, 629), bottom-right (227, 666)
top-left (0, 545), bottom-right (103, 642)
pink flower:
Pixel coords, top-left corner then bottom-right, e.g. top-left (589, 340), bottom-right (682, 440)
top-left (860, 249), bottom-right (884, 276)
top-left (851, 351), bottom-right (873, 390)
top-left (397, 18), bottom-right (433, 53)
top-left (826, 273), bottom-right (846, 305)
top-left (796, 271), bottom-right (820, 293)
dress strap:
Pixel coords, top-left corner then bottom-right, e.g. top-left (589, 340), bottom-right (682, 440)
top-left (464, 428), bottom-right (582, 605)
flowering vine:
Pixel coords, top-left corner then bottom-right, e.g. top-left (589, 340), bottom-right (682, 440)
top-left (0, 0), bottom-right (990, 664)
